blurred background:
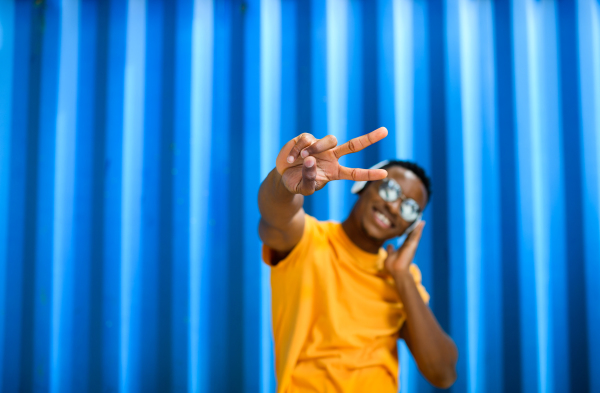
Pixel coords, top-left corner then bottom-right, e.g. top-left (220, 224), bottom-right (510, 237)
top-left (0, 0), bottom-right (599, 392)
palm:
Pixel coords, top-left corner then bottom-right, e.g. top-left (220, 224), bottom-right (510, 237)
top-left (384, 221), bottom-right (425, 276)
top-left (280, 150), bottom-right (338, 193)
top-left (275, 128), bottom-right (389, 195)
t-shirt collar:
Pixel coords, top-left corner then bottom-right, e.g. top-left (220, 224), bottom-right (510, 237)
top-left (335, 223), bottom-right (388, 273)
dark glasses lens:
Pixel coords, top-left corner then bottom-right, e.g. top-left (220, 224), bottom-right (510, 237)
top-left (378, 179), bottom-right (421, 222)
top-left (400, 199), bottom-right (421, 222)
top-left (378, 179), bottom-right (401, 202)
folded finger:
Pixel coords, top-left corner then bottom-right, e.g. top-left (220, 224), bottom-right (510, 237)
top-left (337, 166), bottom-right (388, 182)
top-left (287, 133), bottom-right (317, 163)
top-left (333, 127), bottom-right (388, 158)
top-left (298, 156), bottom-right (317, 195)
top-left (302, 135), bottom-right (338, 157)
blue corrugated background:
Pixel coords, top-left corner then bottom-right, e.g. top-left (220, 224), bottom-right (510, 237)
top-left (0, 0), bottom-right (599, 392)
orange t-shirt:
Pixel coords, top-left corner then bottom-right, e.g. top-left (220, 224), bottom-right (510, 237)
top-left (263, 214), bottom-right (430, 393)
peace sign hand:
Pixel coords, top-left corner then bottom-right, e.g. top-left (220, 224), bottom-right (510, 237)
top-left (275, 127), bottom-right (389, 196)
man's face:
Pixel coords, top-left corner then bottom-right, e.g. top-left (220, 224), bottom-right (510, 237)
top-left (356, 166), bottom-right (428, 241)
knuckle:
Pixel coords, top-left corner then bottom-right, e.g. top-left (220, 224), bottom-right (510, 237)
top-left (301, 133), bottom-right (314, 144)
top-left (351, 168), bottom-right (357, 181)
top-left (348, 140), bottom-right (357, 153)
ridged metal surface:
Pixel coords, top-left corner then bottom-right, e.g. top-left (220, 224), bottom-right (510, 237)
top-left (0, 0), bottom-right (598, 392)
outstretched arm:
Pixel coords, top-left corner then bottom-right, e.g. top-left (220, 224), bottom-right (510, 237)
top-left (258, 167), bottom-right (306, 255)
top-left (385, 222), bottom-right (458, 389)
top-left (258, 129), bottom-right (389, 259)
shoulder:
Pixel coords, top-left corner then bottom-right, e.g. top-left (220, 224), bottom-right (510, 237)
top-left (262, 214), bottom-right (332, 267)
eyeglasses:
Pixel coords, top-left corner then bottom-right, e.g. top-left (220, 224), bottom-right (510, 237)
top-left (378, 178), bottom-right (422, 223)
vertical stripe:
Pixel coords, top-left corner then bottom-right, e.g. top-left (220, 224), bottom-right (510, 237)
top-left (189, 0), bottom-right (213, 392)
top-left (391, 1), bottom-right (417, 390)
top-left (103, 0), bottom-right (127, 388)
top-left (479, 3), bottom-right (502, 392)
top-left (404, 2), bottom-right (434, 391)
top-left (52, 1), bottom-right (79, 392)
top-left (4, 6), bottom-right (32, 389)
top-left (524, 5), bottom-right (549, 389)
top-left (457, 1), bottom-right (481, 392)
top-left (260, 1), bottom-right (281, 392)
top-left (0, 0), bottom-right (15, 382)
top-left (445, 0), bottom-right (469, 392)
top-left (393, 0), bottom-right (414, 159)
top-left (376, 0), bottom-right (396, 161)
top-left (172, 0), bottom-right (193, 388)
top-left (74, 0), bottom-right (102, 389)
top-left (579, 1), bottom-right (600, 392)
top-left (494, 0), bottom-right (521, 390)
top-left (528, 2), bottom-right (566, 392)
top-left (512, 0), bottom-right (539, 391)
top-left (120, 0), bottom-right (146, 391)
top-left (34, 3), bottom-right (61, 390)
top-left (516, 2), bottom-right (567, 392)
top-left (243, 0), bottom-right (263, 391)
top-left (140, 0), bottom-right (164, 388)
top-left (427, 1), bottom-right (452, 392)
top-left (557, 1), bottom-right (588, 392)
top-left (172, 1), bottom-right (193, 390)
top-left (326, 0), bottom-right (348, 221)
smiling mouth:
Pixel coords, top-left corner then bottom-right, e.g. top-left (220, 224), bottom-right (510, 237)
top-left (372, 207), bottom-right (393, 229)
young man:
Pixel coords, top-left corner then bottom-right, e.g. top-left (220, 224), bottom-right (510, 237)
top-left (258, 128), bottom-right (457, 392)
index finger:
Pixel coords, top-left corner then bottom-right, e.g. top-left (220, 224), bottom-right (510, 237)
top-left (332, 127), bottom-right (388, 158)
top-left (337, 166), bottom-right (388, 182)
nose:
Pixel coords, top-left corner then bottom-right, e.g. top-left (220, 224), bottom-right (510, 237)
top-left (386, 198), bottom-right (402, 216)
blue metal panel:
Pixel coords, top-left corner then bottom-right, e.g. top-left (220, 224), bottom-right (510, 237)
top-left (0, 0), bottom-right (14, 383)
top-left (103, 1), bottom-right (127, 390)
top-left (189, 0), bottom-right (213, 391)
top-left (242, 1), bottom-right (263, 392)
top-left (0, 0), bottom-right (598, 392)
top-left (578, 2), bottom-right (600, 393)
top-left (52, 1), bottom-right (79, 392)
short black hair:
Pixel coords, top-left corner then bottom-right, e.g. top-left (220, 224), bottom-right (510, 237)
top-left (364, 160), bottom-right (432, 201)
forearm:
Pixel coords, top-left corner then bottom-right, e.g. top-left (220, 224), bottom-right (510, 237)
top-left (258, 168), bottom-right (304, 228)
top-left (394, 271), bottom-right (457, 388)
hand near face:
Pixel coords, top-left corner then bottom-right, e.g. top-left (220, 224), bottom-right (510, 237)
top-left (275, 127), bottom-right (389, 196)
top-left (384, 221), bottom-right (426, 276)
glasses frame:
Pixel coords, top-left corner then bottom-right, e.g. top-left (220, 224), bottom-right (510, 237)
top-left (377, 178), bottom-right (422, 224)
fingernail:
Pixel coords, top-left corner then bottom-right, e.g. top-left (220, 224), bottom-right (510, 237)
top-left (305, 159), bottom-right (314, 168)
top-left (301, 150), bottom-right (309, 158)
top-left (287, 156), bottom-right (294, 163)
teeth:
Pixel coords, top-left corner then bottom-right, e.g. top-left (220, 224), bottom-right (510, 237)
top-left (375, 211), bottom-right (390, 226)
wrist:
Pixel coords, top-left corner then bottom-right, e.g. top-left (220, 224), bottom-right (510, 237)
top-left (391, 269), bottom-right (414, 290)
top-left (274, 170), bottom-right (297, 198)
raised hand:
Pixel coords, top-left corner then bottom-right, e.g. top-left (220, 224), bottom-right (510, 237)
top-left (275, 127), bottom-right (389, 195)
top-left (384, 221), bottom-right (426, 276)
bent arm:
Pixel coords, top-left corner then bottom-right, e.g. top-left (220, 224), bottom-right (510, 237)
top-left (395, 272), bottom-right (458, 389)
top-left (258, 168), bottom-right (305, 253)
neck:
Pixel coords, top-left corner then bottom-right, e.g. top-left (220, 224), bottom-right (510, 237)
top-left (341, 209), bottom-right (384, 254)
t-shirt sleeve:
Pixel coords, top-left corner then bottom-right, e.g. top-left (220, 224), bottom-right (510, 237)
top-left (262, 214), bottom-right (319, 268)
top-left (409, 263), bottom-right (430, 304)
